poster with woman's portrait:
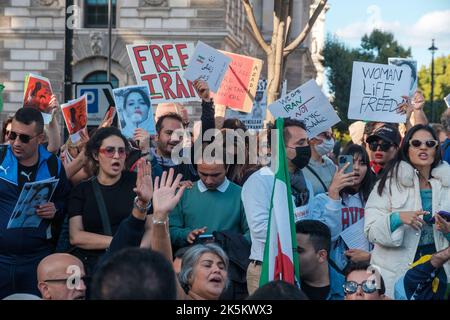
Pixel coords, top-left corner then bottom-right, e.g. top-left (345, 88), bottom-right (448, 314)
top-left (388, 58), bottom-right (418, 97)
top-left (23, 73), bottom-right (54, 124)
top-left (113, 85), bottom-right (156, 139)
top-left (7, 178), bottom-right (59, 229)
top-left (61, 95), bottom-right (88, 143)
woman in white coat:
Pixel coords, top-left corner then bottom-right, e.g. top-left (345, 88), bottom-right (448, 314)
top-left (364, 124), bottom-right (450, 297)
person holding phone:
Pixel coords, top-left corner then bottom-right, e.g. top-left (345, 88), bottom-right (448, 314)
top-left (364, 124), bottom-right (450, 297)
top-left (310, 144), bottom-right (375, 271)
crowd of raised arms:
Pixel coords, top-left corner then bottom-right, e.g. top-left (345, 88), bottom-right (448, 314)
top-left (0, 79), bottom-right (450, 301)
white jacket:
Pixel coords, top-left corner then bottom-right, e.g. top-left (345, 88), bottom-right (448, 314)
top-left (364, 161), bottom-right (450, 297)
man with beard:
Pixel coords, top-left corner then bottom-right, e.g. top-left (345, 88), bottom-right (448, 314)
top-left (242, 118), bottom-right (314, 294)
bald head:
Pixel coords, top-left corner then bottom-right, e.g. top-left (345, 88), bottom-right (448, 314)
top-left (37, 253), bottom-right (86, 300)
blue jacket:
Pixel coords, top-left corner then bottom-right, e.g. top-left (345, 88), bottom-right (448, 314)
top-left (0, 145), bottom-right (71, 262)
top-left (443, 138), bottom-right (450, 165)
top-left (327, 263), bottom-right (345, 300)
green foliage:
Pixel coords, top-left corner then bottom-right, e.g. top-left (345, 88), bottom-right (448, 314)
top-left (418, 54), bottom-right (450, 123)
top-left (322, 29), bottom-right (411, 132)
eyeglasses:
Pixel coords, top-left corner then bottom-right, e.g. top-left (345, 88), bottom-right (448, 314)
top-left (368, 141), bottom-right (393, 152)
top-left (343, 280), bottom-right (378, 295)
top-left (409, 139), bottom-right (438, 149)
top-left (98, 146), bottom-right (127, 159)
top-left (8, 131), bottom-right (39, 144)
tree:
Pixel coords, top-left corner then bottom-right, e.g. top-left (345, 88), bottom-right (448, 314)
top-left (242, 0), bottom-right (328, 119)
top-left (418, 54), bottom-right (450, 123)
top-left (322, 29), bottom-right (411, 131)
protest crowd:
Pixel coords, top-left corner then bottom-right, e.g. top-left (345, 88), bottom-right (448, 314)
top-left (0, 41), bottom-right (450, 302)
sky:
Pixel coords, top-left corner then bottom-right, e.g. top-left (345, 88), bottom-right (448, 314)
top-left (323, 0), bottom-right (450, 91)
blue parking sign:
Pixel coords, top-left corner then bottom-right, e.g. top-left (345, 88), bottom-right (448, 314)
top-left (80, 88), bottom-right (99, 113)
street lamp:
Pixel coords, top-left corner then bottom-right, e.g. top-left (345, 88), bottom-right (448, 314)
top-left (428, 39), bottom-right (438, 123)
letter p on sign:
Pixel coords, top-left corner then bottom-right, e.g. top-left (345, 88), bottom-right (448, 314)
top-left (80, 88), bottom-right (99, 113)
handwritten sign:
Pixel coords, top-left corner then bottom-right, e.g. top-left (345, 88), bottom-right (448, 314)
top-left (388, 58), bottom-right (417, 97)
top-left (61, 95), bottom-right (88, 143)
top-left (23, 73), bottom-right (53, 124)
top-left (113, 85), bottom-right (156, 139)
top-left (213, 52), bottom-right (263, 113)
top-left (268, 79), bottom-right (340, 138)
top-left (348, 61), bottom-right (411, 123)
top-left (127, 42), bottom-right (199, 104)
top-left (183, 41), bottom-right (231, 93)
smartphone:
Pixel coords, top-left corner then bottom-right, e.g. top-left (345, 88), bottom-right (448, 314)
top-left (430, 211), bottom-right (450, 223)
top-left (338, 155), bottom-right (353, 174)
top-left (195, 234), bottom-right (215, 244)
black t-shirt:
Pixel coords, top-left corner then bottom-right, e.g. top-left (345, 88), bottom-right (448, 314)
top-left (301, 282), bottom-right (330, 300)
top-left (18, 162), bottom-right (39, 189)
top-left (68, 171), bottom-right (137, 235)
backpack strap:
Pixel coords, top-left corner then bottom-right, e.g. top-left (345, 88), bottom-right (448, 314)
top-left (0, 145), bottom-right (7, 165)
top-left (46, 153), bottom-right (60, 178)
top-left (305, 165), bottom-right (328, 192)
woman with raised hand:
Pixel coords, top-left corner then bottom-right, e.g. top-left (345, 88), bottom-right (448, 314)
top-left (364, 124), bottom-right (450, 297)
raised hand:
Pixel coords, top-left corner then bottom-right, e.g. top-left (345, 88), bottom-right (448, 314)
top-left (152, 169), bottom-right (186, 219)
top-left (411, 90), bottom-right (425, 110)
top-left (133, 158), bottom-right (153, 206)
top-left (133, 128), bottom-right (150, 153)
top-left (193, 79), bottom-right (212, 102)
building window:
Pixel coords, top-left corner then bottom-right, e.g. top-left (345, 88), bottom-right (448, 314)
top-left (84, 0), bottom-right (117, 28)
top-left (84, 71), bottom-right (119, 88)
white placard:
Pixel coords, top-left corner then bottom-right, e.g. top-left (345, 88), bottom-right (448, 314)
top-left (268, 79), bottom-right (341, 138)
top-left (183, 41), bottom-right (231, 93)
top-left (348, 61), bottom-right (411, 123)
top-left (445, 93), bottom-right (450, 108)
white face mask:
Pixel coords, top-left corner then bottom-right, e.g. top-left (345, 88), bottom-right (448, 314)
top-left (315, 138), bottom-right (335, 156)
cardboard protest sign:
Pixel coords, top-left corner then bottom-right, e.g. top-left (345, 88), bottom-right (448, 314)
top-left (127, 42), bottom-right (199, 104)
top-left (388, 58), bottom-right (418, 97)
top-left (269, 79), bottom-right (341, 138)
top-left (183, 41), bottom-right (231, 93)
top-left (348, 61), bottom-right (411, 123)
top-left (23, 73), bottom-right (53, 124)
top-left (445, 93), bottom-right (450, 108)
top-left (225, 79), bottom-right (268, 130)
top-left (213, 51), bottom-right (263, 113)
top-left (61, 95), bottom-right (88, 143)
top-left (7, 178), bottom-right (59, 229)
top-left (113, 85), bottom-right (156, 139)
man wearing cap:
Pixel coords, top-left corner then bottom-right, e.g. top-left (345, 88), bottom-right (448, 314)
top-left (365, 124), bottom-right (401, 177)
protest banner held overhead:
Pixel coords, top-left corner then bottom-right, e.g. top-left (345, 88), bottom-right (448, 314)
top-left (388, 58), bottom-right (418, 97)
top-left (226, 79), bottom-right (268, 130)
top-left (268, 79), bottom-right (341, 138)
top-left (183, 41), bottom-right (231, 93)
top-left (213, 51), bottom-right (263, 113)
top-left (127, 42), bottom-right (199, 104)
top-left (348, 61), bottom-right (411, 123)
top-left (61, 95), bottom-right (88, 143)
top-left (113, 85), bottom-right (156, 139)
top-left (23, 73), bottom-right (54, 124)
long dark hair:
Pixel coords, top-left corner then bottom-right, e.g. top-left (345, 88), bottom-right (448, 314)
top-left (377, 124), bottom-right (442, 196)
top-left (340, 144), bottom-right (375, 204)
top-left (123, 88), bottom-right (151, 111)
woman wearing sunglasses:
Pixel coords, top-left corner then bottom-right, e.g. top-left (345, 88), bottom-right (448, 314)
top-left (343, 262), bottom-right (388, 300)
top-left (365, 124), bottom-right (450, 297)
top-left (68, 127), bottom-right (152, 286)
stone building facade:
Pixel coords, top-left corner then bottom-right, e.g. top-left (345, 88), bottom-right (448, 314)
top-left (0, 0), bottom-right (327, 123)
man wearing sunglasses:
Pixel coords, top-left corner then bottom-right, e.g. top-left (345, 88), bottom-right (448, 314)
top-left (344, 262), bottom-right (389, 300)
top-left (366, 124), bottom-right (401, 177)
top-left (0, 108), bottom-right (71, 299)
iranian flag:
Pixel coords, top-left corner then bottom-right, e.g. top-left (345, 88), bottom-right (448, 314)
top-left (259, 118), bottom-right (300, 287)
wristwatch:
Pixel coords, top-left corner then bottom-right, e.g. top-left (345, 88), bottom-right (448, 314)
top-left (133, 196), bottom-right (151, 213)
